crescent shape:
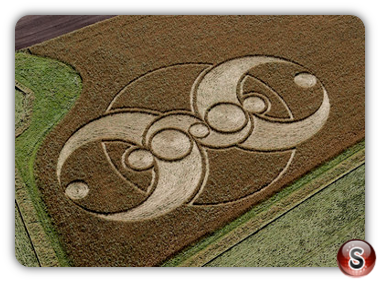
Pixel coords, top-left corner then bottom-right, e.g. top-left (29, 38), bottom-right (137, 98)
top-left (57, 111), bottom-right (158, 182)
top-left (239, 87), bottom-right (330, 151)
top-left (97, 142), bottom-right (206, 221)
top-left (192, 56), bottom-right (294, 148)
top-left (193, 56), bottom-right (330, 150)
top-left (193, 56), bottom-right (293, 118)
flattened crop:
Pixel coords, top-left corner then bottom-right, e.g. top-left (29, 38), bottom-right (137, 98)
top-left (16, 15), bottom-right (364, 266)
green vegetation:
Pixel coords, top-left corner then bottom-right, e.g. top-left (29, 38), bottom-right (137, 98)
top-left (15, 89), bottom-right (25, 129)
top-left (15, 52), bottom-right (82, 266)
top-left (15, 50), bottom-right (365, 267)
top-left (205, 164), bottom-right (365, 267)
top-left (15, 204), bottom-right (40, 267)
top-left (162, 141), bottom-right (365, 266)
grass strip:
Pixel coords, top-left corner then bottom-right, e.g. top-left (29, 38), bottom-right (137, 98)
top-left (15, 52), bottom-right (82, 266)
top-left (15, 201), bottom-right (40, 267)
top-left (205, 164), bottom-right (365, 267)
top-left (162, 140), bottom-right (364, 267)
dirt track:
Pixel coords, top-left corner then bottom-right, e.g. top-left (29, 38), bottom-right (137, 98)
top-left (15, 15), bottom-right (115, 50)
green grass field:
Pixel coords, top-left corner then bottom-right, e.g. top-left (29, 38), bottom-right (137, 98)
top-left (163, 142), bottom-right (364, 266)
top-left (205, 164), bottom-right (365, 267)
top-left (15, 204), bottom-right (39, 267)
top-left (15, 89), bottom-right (25, 130)
top-left (15, 51), bottom-right (82, 266)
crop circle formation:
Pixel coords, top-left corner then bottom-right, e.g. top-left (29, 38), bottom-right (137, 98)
top-left (57, 56), bottom-right (330, 221)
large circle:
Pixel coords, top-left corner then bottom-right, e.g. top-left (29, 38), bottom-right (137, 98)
top-left (205, 103), bottom-right (248, 133)
top-left (103, 61), bottom-right (299, 206)
top-left (150, 129), bottom-right (192, 161)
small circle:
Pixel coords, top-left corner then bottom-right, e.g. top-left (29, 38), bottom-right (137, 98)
top-left (294, 72), bottom-right (317, 88)
top-left (242, 95), bottom-right (267, 114)
top-left (205, 103), bottom-right (248, 133)
top-left (126, 149), bottom-right (154, 170)
top-left (189, 123), bottom-right (210, 138)
top-left (150, 129), bottom-right (192, 161)
top-left (337, 239), bottom-right (376, 277)
top-left (65, 181), bottom-right (89, 200)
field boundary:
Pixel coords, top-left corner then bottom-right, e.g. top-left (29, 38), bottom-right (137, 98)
top-left (162, 140), bottom-right (365, 267)
top-left (15, 167), bottom-right (59, 266)
top-left (15, 80), bottom-right (34, 137)
top-left (20, 15), bottom-right (364, 267)
top-left (15, 52), bottom-right (82, 266)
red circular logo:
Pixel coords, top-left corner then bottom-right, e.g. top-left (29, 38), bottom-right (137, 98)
top-left (337, 239), bottom-right (376, 277)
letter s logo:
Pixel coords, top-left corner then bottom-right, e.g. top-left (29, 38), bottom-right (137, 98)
top-left (349, 247), bottom-right (365, 270)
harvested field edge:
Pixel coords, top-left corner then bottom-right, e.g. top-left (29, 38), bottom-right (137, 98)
top-left (162, 140), bottom-right (365, 267)
top-left (15, 167), bottom-right (57, 266)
